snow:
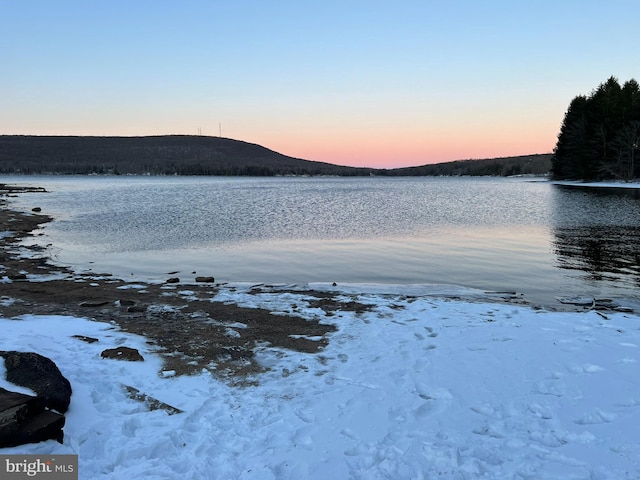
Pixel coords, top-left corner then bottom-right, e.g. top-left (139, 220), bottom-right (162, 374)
top-left (552, 180), bottom-right (640, 189)
top-left (2, 287), bottom-right (640, 479)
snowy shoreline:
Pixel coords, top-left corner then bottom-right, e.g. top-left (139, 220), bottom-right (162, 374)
top-left (2, 291), bottom-right (640, 479)
top-left (551, 180), bottom-right (640, 189)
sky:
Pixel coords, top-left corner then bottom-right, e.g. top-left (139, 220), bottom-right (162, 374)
top-left (2, 1), bottom-right (640, 168)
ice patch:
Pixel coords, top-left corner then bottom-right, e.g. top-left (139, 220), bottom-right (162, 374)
top-left (117, 284), bottom-right (147, 290)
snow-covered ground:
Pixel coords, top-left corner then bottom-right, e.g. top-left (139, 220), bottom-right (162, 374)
top-left (2, 286), bottom-right (640, 479)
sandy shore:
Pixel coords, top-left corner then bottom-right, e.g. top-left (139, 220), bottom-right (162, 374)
top-left (0, 184), bottom-right (360, 380)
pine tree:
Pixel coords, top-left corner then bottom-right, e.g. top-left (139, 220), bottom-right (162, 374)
top-left (551, 76), bottom-right (640, 180)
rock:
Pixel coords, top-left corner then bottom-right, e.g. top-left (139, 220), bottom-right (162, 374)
top-left (195, 276), bottom-right (215, 283)
top-left (119, 299), bottom-right (136, 306)
top-left (72, 335), bottom-right (99, 344)
top-left (31, 207), bottom-right (41, 212)
top-left (0, 388), bottom-right (43, 427)
top-left (79, 300), bottom-right (109, 307)
top-left (166, 277), bottom-right (180, 284)
top-left (615, 306), bottom-right (634, 313)
top-left (0, 387), bottom-right (65, 447)
top-left (7, 273), bottom-right (27, 281)
top-left (556, 296), bottom-right (595, 307)
top-left (14, 409), bottom-right (65, 446)
top-left (127, 304), bottom-right (147, 313)
top-left (0, 351), bottom-right (72, 414)
top-left (101, 347), bottom-right (144, 362)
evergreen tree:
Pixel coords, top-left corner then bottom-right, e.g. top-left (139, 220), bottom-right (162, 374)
top-left (551, 76), bottom-right (640, 180)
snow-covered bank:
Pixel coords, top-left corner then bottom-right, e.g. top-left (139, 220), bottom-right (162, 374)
top-left (552, 180), bottom-right (640, 189)
top-left (2, 289), bottom-right (640, 479)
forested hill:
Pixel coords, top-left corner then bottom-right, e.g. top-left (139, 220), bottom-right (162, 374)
top-left (378, 154), bottom-right (552, 177)
top-left (0, 135), bottom-right (374, 176)
top-left (0, 135), bottom-right (551, 177)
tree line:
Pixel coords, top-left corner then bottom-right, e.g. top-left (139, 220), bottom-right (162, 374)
top-left (552, 76), bottom-right (640, 181)
top-left (378, 154), bottom-right (551, 177)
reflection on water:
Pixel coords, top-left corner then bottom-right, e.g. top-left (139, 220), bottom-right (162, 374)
top-left (554, 226), bottom-right (640, 283)
top-left (551, 185), bottom-right (640, 295)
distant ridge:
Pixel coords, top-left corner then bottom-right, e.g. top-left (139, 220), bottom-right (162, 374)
top-left (0, 135), bottom-right (373, 176)
top-left (379, 153), bottom-right (552, 177)
top-left (0, 135), bottom-right (551, 177)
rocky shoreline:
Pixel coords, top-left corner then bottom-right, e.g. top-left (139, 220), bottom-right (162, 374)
top-left (0, 184), bottom-right (361, 381)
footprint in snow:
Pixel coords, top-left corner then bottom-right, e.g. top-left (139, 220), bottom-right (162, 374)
top-left (472, 424), bottom-right (505, 438)
top-left (615, 398), bottom-right (640, 408)
top-left (292, 425), bottom-right (314, 451)
top-left (534, 381), bottom-right (565, 397)
top-left (295, 408), bottom-right (315, 423)
top-left (574, 409), bottom-right (616, 425)
top-left (527, 402), bottom-right (553, 420)
top-left (569, 363), bottom-right (605, 374)
top-left (469, 404), bottom-right (501, 419)
top-left (412, 384), bottom-right (452, 418)
top-left (388, 405), bottom-right (407, 423)
top-left (617, 357), bottom-right (637, 364)
top-left (424, 326), bottom-right (439, 337)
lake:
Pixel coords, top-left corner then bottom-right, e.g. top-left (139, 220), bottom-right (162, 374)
top-left (6, 175), bottom-right (640, 307)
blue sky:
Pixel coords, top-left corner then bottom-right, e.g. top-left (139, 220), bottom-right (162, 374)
top-left (2, 1), bottom-right (639, 167)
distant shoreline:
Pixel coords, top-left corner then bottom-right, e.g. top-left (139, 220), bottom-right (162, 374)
top-left (551, 180), bottom-right (640, 189)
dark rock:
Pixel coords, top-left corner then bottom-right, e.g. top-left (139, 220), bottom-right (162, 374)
top-left (119, 299), bottom-right (136, 306)
top-left (79, 300), bottom-right (109, 307)
top-left (0, 388), bottom-right (43, 424)
top-left (101, 347), bottom-right (144, 362)
top-left (126, 304), bottom-right (147, 313)
top-left (166, 277), bottom-right (180, 284)
top-left (195, 276), bottom-right (215, 283)
top-left (31, 207), bottom-right (41, 212)
top-left (8, 273), bottom-right (27, 281)
top-left (15, 409), bottom-right (65, 446)
top-left (72, 335), bottom-right (99, 344)
top-left (0, 387), bottom-right (65, 447)
top-left (0, 351), bottom-right (72, 413)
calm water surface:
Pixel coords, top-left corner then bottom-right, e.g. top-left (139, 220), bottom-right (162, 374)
top-left (7, 176), bottom-right (640, 306)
